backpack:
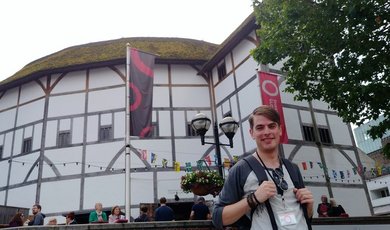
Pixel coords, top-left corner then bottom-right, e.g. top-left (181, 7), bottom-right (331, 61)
top-left (232, 155), bottom-right (312, 230)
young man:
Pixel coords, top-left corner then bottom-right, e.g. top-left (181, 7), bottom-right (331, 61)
top-left (189, 197), bottom-right (211, 220)
top-left (154, 197), bottom-right (174, 221)
top-left (212, 105), bottom-right (313, 229)
top-left (27, 204), bottom-right (45, 225)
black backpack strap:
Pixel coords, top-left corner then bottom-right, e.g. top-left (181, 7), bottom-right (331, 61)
top-left (243, 156), bottom-right (278, 230)
top-left (282, 159), bottom-right (312, 230)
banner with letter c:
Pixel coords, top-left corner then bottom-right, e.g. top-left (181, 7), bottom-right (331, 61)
top-left (258, 71), bottom-right (288, 143)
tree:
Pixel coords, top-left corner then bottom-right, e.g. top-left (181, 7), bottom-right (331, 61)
top-left (251, 0), bottom-right (390, 156)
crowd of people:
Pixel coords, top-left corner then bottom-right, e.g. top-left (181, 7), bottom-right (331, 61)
top-left (7, 196), bottom-right (212, 227)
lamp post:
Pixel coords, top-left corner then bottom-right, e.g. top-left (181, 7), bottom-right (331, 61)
top-left (191, 113), bottom-right (239, 176)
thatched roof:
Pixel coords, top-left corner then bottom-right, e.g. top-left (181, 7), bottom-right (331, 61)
top-left (0, 37), bottom-right (219, 87)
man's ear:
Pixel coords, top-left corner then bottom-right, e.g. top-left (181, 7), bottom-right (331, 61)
top-left (249, 128), bottom-right (255, 139)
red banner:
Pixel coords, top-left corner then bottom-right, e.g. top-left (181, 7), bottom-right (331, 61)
top-left (258, 71), bottom-right (288, 143)
top-left (129, 48), bottom-right (155, 138)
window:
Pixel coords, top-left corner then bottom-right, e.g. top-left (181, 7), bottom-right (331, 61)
top-left (217, 61), bottom-right (227, 81)
top-left (302, 125), bottom-right (333, 144)
top-left (99, 125), bottom-right (113, 141)
top-left (318, 127), bottom-right (332, 144)
top-left (303, 125), bottom-right (315, 142)
top-left (58, 131), bottom-right (71, 147)
top-left (381, 188), bottom-right (390, 198)
top-left (0, 145), bottom-right (3, 158)
top-left (22, 138), bottom-right (32, 154)
top-left (187, 122), bottom-right (197, 137)
top-left (371, 187), bottom-right (390, 199)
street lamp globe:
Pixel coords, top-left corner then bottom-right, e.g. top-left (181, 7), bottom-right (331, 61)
top-left (191, 113), bottom-right (211, 136)
top-left (219, 116), bottom-right (239, 147)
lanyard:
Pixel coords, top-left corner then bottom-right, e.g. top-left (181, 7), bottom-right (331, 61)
top-left (256, 151), bottom-right (286, 197)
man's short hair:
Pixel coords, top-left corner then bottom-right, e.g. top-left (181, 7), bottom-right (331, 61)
top-left (197, 197), bottom-right (205, 203)
top-left (249, 105), bottom-right (280, 129)
top-left (140, 206), bottom-right (148, 213)
top-left (33, 204), bottom-right (42, 210)
top-left (159, 197), bottom-right (167, 204)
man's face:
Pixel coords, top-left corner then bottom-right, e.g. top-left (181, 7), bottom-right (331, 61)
top-left (32, 206), bottom-right (39, 215)
top-left (249, 115), bottom-right (281, 153)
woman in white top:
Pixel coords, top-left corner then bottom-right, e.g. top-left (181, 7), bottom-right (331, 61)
top-left (108, 205), bottom-right (126, 223)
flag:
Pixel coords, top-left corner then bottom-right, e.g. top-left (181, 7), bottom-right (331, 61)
top-left (332, 170), bottom-right (337, 179)
top-left (223, 158), bottom-right (231, 168)
top-left (302, 162), bottom-right (307, 170)
top-left (140, 149), bottom-right (147, 161)
top-left (233, 155), bottom-right (239, 163)
top-left (197, 160), bottom-right (205, 171)
top-left (205, 155), bottom-right (212, 166)
top-left (185, 162), bottom-right (192, 172)
top-left (309, 161), bottom-right (313, 169)
top-left (174, 161), bottom-right (180, 172)
top-left (128, 47), bottom-right (155, 138)
top-left (258, 71), bottom-right (288, 143)
top-left (352, 167), bottom-right (357, 175)
top-left (162, 159), bottom-right (168, 168)
top-left (317, 162), bottom-right (323, 169)
top-left (347, 169), bottom-right (351, 178)
top-left (151, 152), bottom-right (156, 164)
top-left (340, 171), bottom-right (345, 179)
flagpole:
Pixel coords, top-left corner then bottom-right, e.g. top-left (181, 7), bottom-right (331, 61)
top-left (125, 43), bottom-right (131, 222)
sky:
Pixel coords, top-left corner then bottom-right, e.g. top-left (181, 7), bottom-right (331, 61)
top-left (0, 0), bottom-right (253, 82)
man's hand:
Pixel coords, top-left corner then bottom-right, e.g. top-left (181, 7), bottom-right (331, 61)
top-left (254, 181), bottom-right (277, 203)
top-left (294, 188), bottom-right (314, 217)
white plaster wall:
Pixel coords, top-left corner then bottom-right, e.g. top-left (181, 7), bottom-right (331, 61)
top-left (0, 108), bottom-right (16, 132)
top-left (171, 87), bottom-right (210, 108)
top-left (87, 115), bottom-right (98, 142)
top-left (0, 87), bottom-right (18, 110)
top-left (332, 187), bottom-right (371, 216)
top-left (170, 65), bottom-right (206, 85)
top-left (85, 142), bottom-right (123, 173)
top-left (72, 117), bottom-right (84, 144)
top-left (153, 86), bottom-right (170, 107)
top-left (7, 184), bottom-right (36, 209)
top-left (25, 126), bottom-right (33, 138)
top-left (12, 128), bottom-right (23, 156)
top-left (3, 132), bottom-right (13, 158)
top-left (40, 179), bottom-right (81, 213)
top-left (45, 120), bottom-right (57, 148)
top-left (300, 110), bottom-right (313, 125)
top-left (237, 79), bottom-right (261, 117)
top-left (130, 139), bottom-right (172, 168)
top-left (312, 99), bottom-right (333, 111)
top-left (157, 171), bottom-right (186, 200)
top-left (0, 160), bottom-right (9, 187)
top-left (314, 112), bottom-right (328, 126)
top-left (114, 111), bottom-right (125, 139)
top-left (130, 172), bottom-right (154, 204)
top-left (32, 123), bottom-right (43, 151)
top-left (154, 65), bottom-right (169, 84)
top-left (20, 81), bottom-right (45, 104)
top-left (89, 67), bottom-right (124, 89)
top-left (279, 81), bottom-right (309, 107)
top-left (158, 111), bottom-right (171, 137)
top-left (0, 191), bottom-right (4, 205)
top-left (43, 147), bottom-right (83, 177)
top-left (59, 118), bottom-right (71, 131)
top-left (284, 108), bottom-right (303, 140)
top-left (215, 74), bottom-right (235, 104)
top-left (174, 139), bottom-right (218, 165)
top-left (88, 87), bottom-right (124, 112)
top-left (9, 151), bottom-right (40, 185)
top-left (235, 56), bottom-right (258, 88)
top-left (17, 99), bottom-right (45, 126)
top-left (51, 71), bottom-right (86, 94)
top-left (173, 111), bottom-right (186, 136)
top-left (232, 39), bottom-right (256, 67)
top-left (48, 93), bottom-right (85, 117)
top-left (323, 148), bottom-right (362, 185)
top-left (328, 114), bottom-right (353, 146)
top-left (83, 174), bottom-right (125, 210)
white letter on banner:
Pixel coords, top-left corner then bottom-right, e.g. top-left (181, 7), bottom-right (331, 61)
top-left (261, 80), bottom-right (279, 97)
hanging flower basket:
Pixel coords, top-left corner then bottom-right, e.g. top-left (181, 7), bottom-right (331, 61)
top-left (180, 170), bottom-right (224, 197)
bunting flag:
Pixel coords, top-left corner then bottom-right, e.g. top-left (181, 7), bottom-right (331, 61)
top-left (377, 166), bottom-right (382, 176)
top-left (258, 71), bottom-right (288, 143)
top-left (223, 158), bottom-right (231, 168)
top-left (196, 160), bottom-right (205, 171)
top-left (205, 155), bottom-right (212, 166)
top-left (317, 162), bottom-right (323, 169)
top-left (151, 152), bottom-right (156, 164)
top-left (185, 162), bottom-right (192, 172)
top-left (352, 167), bottom-right (357, 175)
top-left (141, 149), bottom-right (148, 161)
top-left (309, 161), bottom-right (313, 169)
top-left (162, 158), bottom-right (168, 168)
top-left (340, 171), bottom-right (345, 179)
top-left (174, 161), bottom-right (181, 172)
top-left (302, 162), bottom-right (307, 170)
top-left (128, 47), bottom-right (155, 138)
top-left (332, 170), bottom-right (337, 179)
top-left (347, 169), bottom-right (351, 178)
top-left (233, 155), bottom-right (239, 163)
